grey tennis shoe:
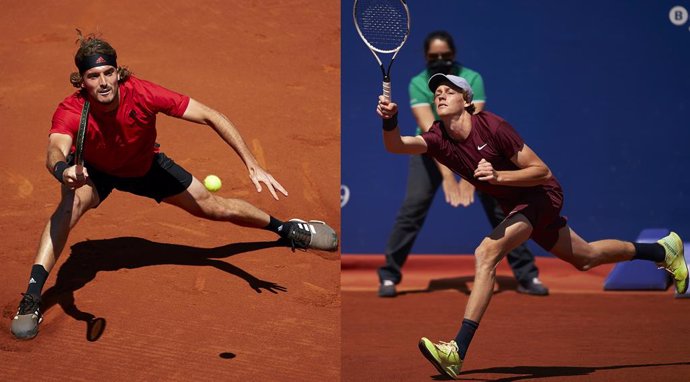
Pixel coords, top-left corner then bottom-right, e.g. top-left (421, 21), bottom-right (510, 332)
top-left (283, 219), bottom-right (338, 251)
top-left (11, 293), bottom-right (43, 340)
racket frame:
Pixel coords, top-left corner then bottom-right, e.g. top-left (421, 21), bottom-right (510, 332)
top-left (74, 100), bottom-right (90, 176)
top-left (353, 0), bottom-right (410, 100)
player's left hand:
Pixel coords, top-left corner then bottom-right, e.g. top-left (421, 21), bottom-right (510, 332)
top-left (474, 158), bottom-right (499, 184)
top-left (248, 163), bottom-right (288, 200)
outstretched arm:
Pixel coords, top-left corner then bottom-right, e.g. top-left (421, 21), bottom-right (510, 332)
top-left (181, 98), bottom-right (287, 200)
top-left (377, 96), bottom-right (427, 155)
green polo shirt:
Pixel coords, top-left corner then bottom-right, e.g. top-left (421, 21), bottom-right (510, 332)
top-left (409, 66), bottom-right (486, 134)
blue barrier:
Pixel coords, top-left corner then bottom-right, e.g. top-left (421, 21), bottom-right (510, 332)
top-left (604, 228), bottom-right (672, 291)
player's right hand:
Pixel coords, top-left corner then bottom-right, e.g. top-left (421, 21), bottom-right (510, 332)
top-left (376, 95), bottom-right (398, 119)
top-left (63, 165), bottom-right (89, 190)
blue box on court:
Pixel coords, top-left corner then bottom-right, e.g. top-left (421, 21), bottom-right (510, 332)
top-left (603, 228), bottom-right (672, 291)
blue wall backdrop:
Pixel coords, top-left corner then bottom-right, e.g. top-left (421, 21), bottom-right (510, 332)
top-left (342, 1), bottom-right (690, 255)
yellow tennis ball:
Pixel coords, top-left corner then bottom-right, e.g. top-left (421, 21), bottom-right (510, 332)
top-left (204, 175), bottom-right (222, 192)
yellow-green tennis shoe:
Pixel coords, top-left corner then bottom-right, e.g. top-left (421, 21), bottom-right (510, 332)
top-left (418, 337), bottom-right (463, 380)
top-left (657, 232), bottom-right (688, 294)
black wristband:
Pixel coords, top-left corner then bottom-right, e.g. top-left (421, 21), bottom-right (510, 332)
top-left (382, 113), bottom-right (398, 131)
top-left (52, 161), bottom-right (69, 183)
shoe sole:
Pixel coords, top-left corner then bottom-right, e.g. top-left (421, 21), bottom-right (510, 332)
top-left (666, 232), bottom-right (688, 294)
top-left (679, 259), bottom-right (689, 294)
top-left (14, 331), bottom-right (38, 340)
top-left (516, 286), bottom-right (549, 296)
top-left (680, 273), bottom-right (689, 295)
top-left (676, 233), bottom-right (688, 294)
top-left (11, 329), bottom-right (38, 340)
top-left (378, 285), bottom-right (397, 298)
top-left (418, 338), bottom-right (458, 380)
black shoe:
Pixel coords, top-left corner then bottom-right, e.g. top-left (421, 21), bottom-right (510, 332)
top-left (281, 219), bottom-right (338, 252)
top-left (516, 277), bottom-right (549, 296)
top-left (11, 293), bottom-right (43, 340)
top-left (378, 281), bottom-right (397, 297)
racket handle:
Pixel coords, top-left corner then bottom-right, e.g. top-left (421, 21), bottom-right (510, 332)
top-left (75, 163), bottom-right (84, 176)
top-left (382, 79), bottom-right (391, 101)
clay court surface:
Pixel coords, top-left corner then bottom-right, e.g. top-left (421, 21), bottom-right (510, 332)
top-left (0, 1), bottom-right (339, 380)
top-left (342, 255), bottom-right (690, 381)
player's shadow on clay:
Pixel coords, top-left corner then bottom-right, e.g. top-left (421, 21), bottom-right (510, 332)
top-left (430, 361), bottom-right (690, 381)
top-left (398, 275), bottom-right (519, 296)
top-left (41, 237), bottom-right (286, 342)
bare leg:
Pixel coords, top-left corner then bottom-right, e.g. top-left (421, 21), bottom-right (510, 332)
top-left (549, 225), bottom-right (635, 271)
top-left (34, 183), bottom-right (100, 272)
top-left (465, 213), bottom-right (533, 322)
top-left (163, 177), bottom-right (270, 228)
top-left (13, 182), bottom-right (99, 339)
top-left (165, 177), bottom-right (338, 251)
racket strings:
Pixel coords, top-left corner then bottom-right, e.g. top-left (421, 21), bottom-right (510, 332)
top-left (355, 1), bottom-right (408, 52)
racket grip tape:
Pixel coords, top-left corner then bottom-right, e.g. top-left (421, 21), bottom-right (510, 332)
top-left (382, 80), bottom-right (391, 101)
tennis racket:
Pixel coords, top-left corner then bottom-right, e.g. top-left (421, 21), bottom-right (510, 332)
top-left (353, 0), bottom-right (410, 101)
top-left (74, 100), bottom-right (90, 177)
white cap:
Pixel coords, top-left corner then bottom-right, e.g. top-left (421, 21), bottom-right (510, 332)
top-left (428, 73), bottom-right (473, 102)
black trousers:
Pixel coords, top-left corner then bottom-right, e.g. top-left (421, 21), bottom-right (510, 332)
top-left (377, 155), bottom-right (540, 285)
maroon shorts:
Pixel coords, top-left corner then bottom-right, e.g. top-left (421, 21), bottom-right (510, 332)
top-left (502, 189), bottom-right (567, 251)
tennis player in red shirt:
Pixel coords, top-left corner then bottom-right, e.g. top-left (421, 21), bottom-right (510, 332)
top-left (11, 33), bottom-right (337, 340)
top-left (376, 73), bottom-right (687, 379)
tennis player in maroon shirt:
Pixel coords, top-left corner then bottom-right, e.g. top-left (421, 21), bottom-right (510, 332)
top-left (376, 73), bottom-right (687, 379)
top-left (10, 32), bottom-right (337, 340)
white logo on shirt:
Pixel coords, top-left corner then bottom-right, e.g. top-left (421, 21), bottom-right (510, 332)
top-left (477, 144), bottom-right (488, 150)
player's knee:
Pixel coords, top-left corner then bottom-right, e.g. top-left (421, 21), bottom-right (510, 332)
top-left (570, 256), bottom-right (595, 272)
top-left (474, 242), bottom-right (501, 273)
top-left (200, 196), bottom-right (234, 221)
top-left (72, 195), bottom-right (94, 219)
top-left (202, 204), bottom-right (226, 220)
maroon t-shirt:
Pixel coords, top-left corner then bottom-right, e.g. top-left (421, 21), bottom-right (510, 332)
top-left (50, 76), bottom-right (190, 177)
top-left (421, 111), bottom-right (563, 208)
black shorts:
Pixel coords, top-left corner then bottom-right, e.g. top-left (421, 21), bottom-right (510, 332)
top-left (71, 153), bottom-right (193, 206)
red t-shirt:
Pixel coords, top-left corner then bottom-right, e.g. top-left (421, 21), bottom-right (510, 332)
top-left (50, 76), bottom-right (190, 177)
top-left (421, 111), bottom-right (563, 207)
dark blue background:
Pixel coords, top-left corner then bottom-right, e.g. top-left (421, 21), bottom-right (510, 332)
top-left (342, 0), bottom-right (690, 255)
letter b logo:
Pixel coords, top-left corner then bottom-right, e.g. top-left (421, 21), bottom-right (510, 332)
top-left (669, 6), bottom-right (688, 26)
